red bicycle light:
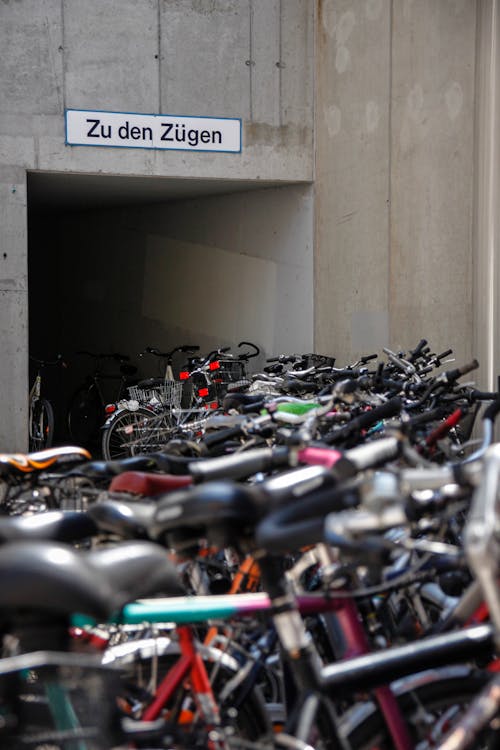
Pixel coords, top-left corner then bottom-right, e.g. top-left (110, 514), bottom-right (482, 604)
top-left (105, 404), bottom-right (117, 414)
top-left (179, 371), bottom-right (190, 380)
top-left (209, 361), bottom-right (220, 371)
top-left (198, 387), bottom-right (209, 398)
top-left (209, 401), bottom-right (218, 409)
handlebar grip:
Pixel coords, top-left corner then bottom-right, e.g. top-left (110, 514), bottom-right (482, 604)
top-left (201, 425), bottom-right (244, 450)
top-left (189, 446), bottom-right (290, 483)
top-left (284, 379), bottom-right (317, 394)
top-left (483, 399), bottom-right (500, 422)
top-left (149, 452), bottom-right (200, 475)
top-left (241, 399), bottom-right (266, 414)
top-left (409, 339), bottom-right (428, 362)
top-left (255, 485), bottom-right (357, 554)
top-left (354, 397), bottom-right (402, 429)
top-left (332, 437), bottom-right (401, 479)
top-left (297, 447), bottom-right (343, 469)
top-left (443, 359), bottom-right (479, 382)
top-left (326, 397), bottom-right (402, 444)
top-left (407, 407), bottom-right (446, 427)
top-left (471, 390), bottom-right (500, 401)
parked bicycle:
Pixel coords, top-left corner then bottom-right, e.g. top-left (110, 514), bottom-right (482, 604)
top-left (66, 351), bottom-right (138, 449)
top-left (100, 343), bottom-right (259, 461)
top-left (28, 354), bottom-right (66, 451)
top-left (4, 338), bottom-right (500, 750)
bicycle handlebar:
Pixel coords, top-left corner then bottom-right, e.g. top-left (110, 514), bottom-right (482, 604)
top-left (408, 338), bottom-right (428, 362)
top-left (237, 341), bottom-right (260, 360)
top-left (141, 345), bottom-right (200, 359)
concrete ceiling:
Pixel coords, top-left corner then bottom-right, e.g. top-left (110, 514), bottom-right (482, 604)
top-left (27, 171), bottom-right (283, 212)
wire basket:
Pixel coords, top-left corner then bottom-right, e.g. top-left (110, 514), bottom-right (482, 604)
top-left (210, 360), bottom-right (248, 401)
top-left (0, 652), bottom-right (123, 750)
top-left (127, 380), bottom-right (183, 409)
top-left (216, 360), bottom-right (247, 383)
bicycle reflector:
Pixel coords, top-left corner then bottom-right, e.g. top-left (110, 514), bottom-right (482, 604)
top-left (198, 387), bottom-right (209, 398)
top-left (105, 404), bottom-right (117, 414)
top-left (179, 371), bottom-right (190, 380)
top-left (209, 361), bottom-right (220, 371)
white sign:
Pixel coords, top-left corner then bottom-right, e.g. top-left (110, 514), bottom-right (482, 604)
top-left (65, 109), bottom-right (241, 153)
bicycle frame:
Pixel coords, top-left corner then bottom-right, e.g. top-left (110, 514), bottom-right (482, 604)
top-left (72, 589), bottom-right (480, 750)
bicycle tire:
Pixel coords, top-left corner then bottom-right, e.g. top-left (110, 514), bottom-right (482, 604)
top-left (101, 407), bottom-right (166, 460)
top-left (28, 398), bottom-right (54, 451)
top-left (67, 384), bottom-right (102, 446)
top-left (344, 672), bottom-right (496, 749)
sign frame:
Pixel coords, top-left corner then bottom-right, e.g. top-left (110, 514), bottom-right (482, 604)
top-left (65, 108), bottom-right (242, 154)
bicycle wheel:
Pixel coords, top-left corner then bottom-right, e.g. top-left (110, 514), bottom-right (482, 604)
top-left (101, 407), bottom-right (165, 460)
top-left (67, 384), bottom-right (102, 446)
top-left (28, 398), bottom-right (54, 451)
top-left (344, 672), bottom-right (496, 749)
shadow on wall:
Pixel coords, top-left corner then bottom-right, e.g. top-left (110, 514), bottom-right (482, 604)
top-left (28, 211), bottom-right (268, 452)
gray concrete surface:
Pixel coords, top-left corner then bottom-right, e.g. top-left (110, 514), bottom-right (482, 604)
top-left (0, 0), bottom-right (313, 450)
top-left (473, 0), bottom-right (500, 393)
top-left (0, 0), bottom-right (497, 451)
top-left (315, 0), bottom-right (477, 369)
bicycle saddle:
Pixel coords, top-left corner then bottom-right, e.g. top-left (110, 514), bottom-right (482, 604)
top-left (0, 541), bottom-right (115, 620)
top-left (0, 540), bottom-right (184, 619)
top-left (88, 498), bottom-right (157, 539)
top-left (0, 511), bottom-right (98, 544)
top-left (151, 481), bottom-right (265, 553)
top-left (0, 445), bottom-right (91, 477)
top-left (86, 541), bottom-right (186, 601)
top-left (108, 471), bottom-right (193, 496)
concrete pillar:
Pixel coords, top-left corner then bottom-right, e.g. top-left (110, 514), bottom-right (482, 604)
top-left (473, 0), bottom-right (500, 391)
top-left (389, 0), bottom-right (476, 366)
top-left (315, 0), bottom-right (477, 367)
top-left (315, 0), bottom-right (392, 364)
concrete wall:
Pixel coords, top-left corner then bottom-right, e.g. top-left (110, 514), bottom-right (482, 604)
top-left (47, 183), bottom-right (313, 386)
top-left (1, 0), bottom-right (496, 450)
top-left (315, 0), bottom-right (477, 368)
top-left (0, 0), bottom-right (314, 450)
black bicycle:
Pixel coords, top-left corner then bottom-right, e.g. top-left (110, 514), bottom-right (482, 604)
top-left (66, 351), bottom-right (138, 449)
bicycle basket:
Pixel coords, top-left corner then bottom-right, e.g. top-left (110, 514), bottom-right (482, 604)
top-left (127, 380), bottom-right (183, 409)
top-left (213, 360), bottom-right (246, 383)
top-left (0, 652), bottom-right (122, 750)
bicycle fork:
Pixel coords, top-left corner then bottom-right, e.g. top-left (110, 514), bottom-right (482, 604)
top-left (141, 624), bottom-right (231, 750)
